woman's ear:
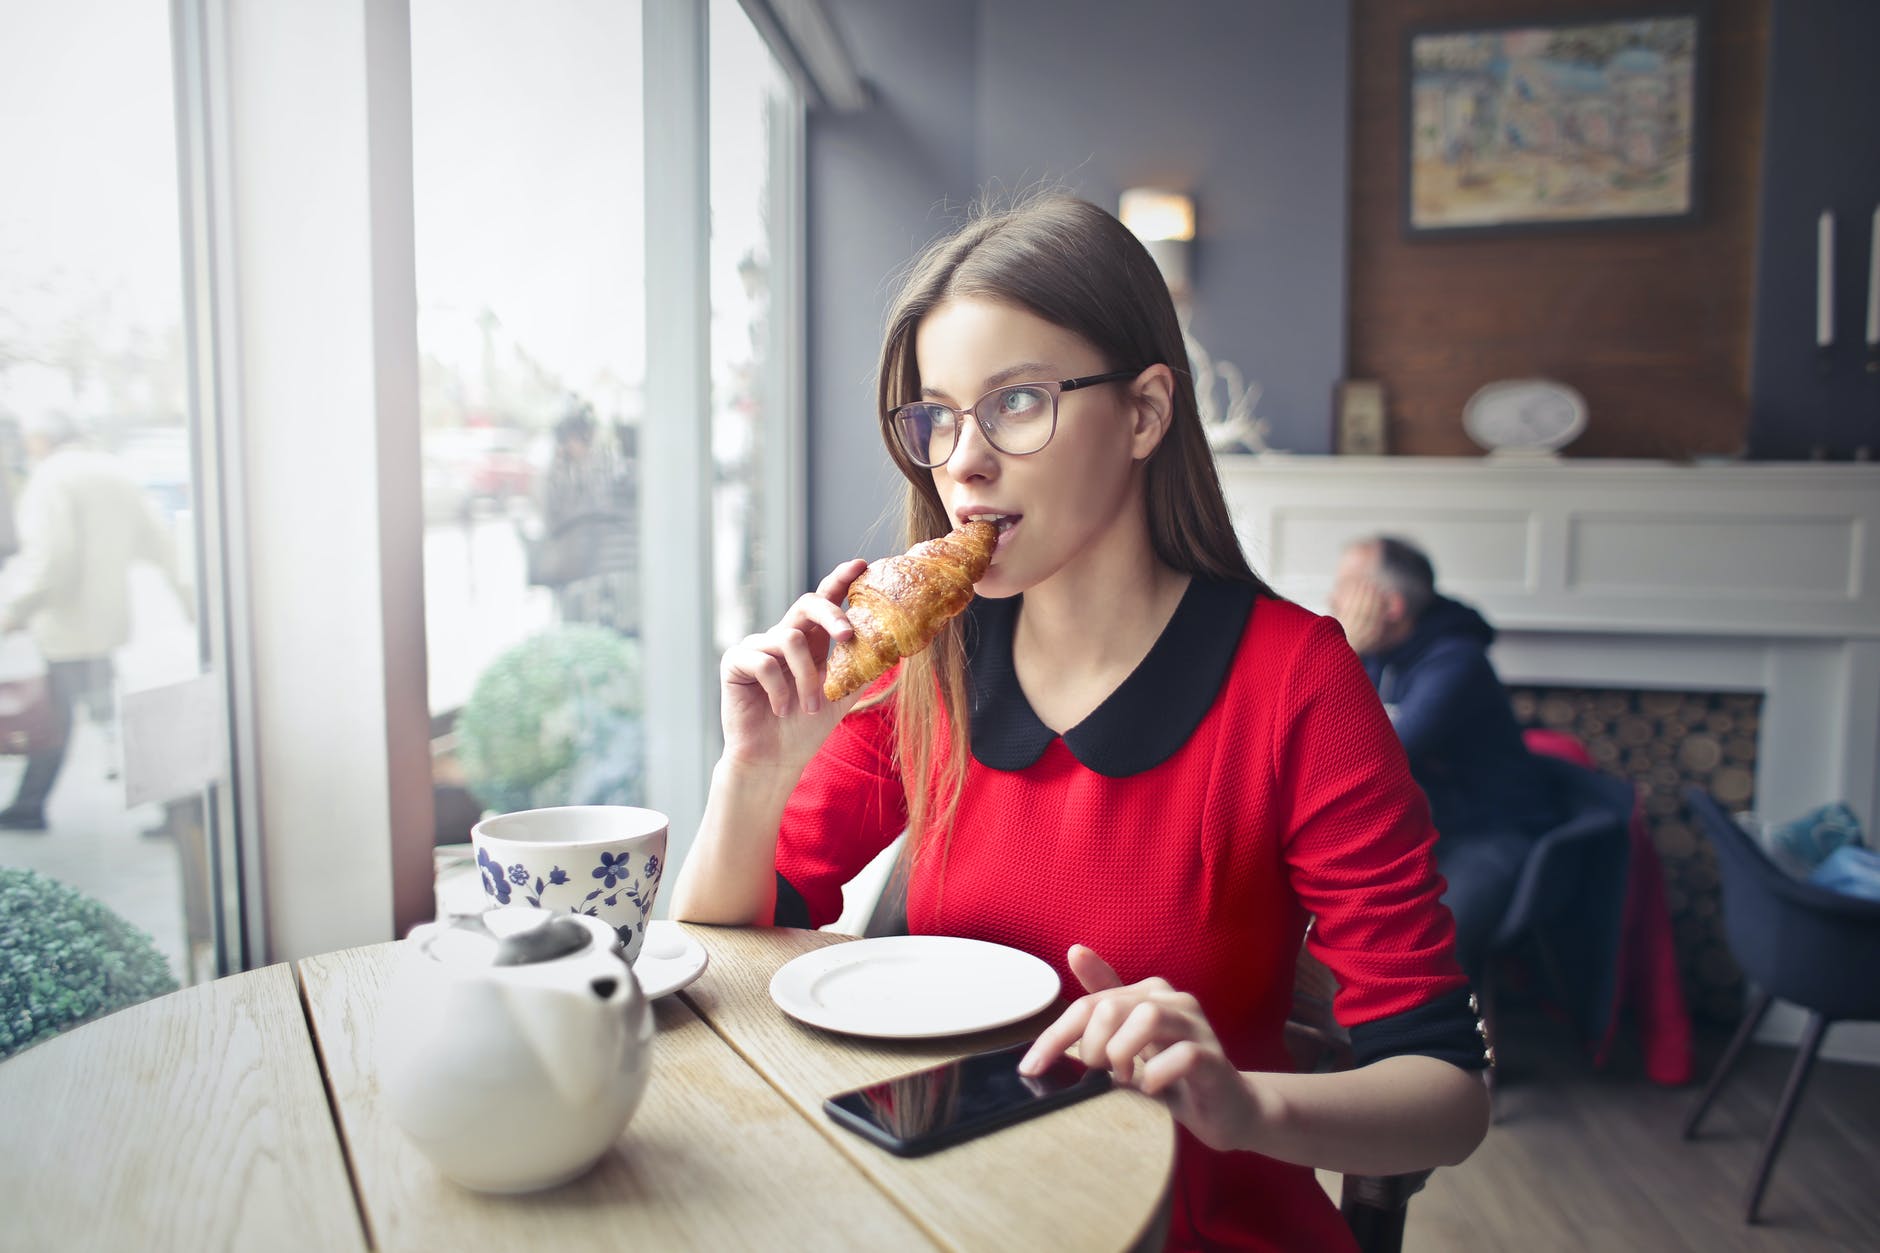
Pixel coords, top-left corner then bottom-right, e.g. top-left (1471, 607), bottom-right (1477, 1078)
top-left (1128, 364), bottom-right (1176, 460)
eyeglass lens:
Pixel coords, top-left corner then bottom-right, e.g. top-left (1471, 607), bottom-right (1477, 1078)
top-left (896, 384), bottom-right (1056, 466)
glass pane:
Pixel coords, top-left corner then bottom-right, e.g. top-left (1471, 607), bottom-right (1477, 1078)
top-left (0, 0), bottom-right (218, 1018)
top-left (410, 0), bottom-right (647, 918)
top-left (710, 0), bottom-right (793, 652)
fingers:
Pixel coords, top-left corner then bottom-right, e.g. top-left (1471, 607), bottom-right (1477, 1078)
top-left (1017, 971), bottom-right (1185, 1080)
top-left (1339, 581), bottom-right (1377, 626)
top-left (814, 558), bottom-right (869, 605)
top-left (1019, 996), bottom-right (1098, 1075)
top-left (773, 626), bottom-right (823, 715)
top-left (782, 560), bottom-right (868, 651)
top-left (1068, 944), bottom-right (1124, 993)
top-left (1135, 1039), bottom-right (1204, 1098)
top-left (785, 589), bottom-right (853, 649)
top-left (722, 641), bottom-right (798, 717)
top-left (722, 563), bottom-right (869, 719)
top-left (724, 625), bottom-right (833, 717)
top-left (1105, 1000), bottom-right (1177, 1087)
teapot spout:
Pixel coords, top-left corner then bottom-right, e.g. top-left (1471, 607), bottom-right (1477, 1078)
top-left (501, 954), bottom-right (645, 1111)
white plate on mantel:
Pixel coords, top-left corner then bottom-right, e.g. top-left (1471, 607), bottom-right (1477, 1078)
top-left (768, 936), bottom-right (1061, 1039)
top-left (634, 920), bottom-right (709, 1000)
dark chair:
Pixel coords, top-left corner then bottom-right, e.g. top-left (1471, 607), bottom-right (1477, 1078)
top-left (1681, 787), bottom-right (1880, 1222)
top-left (1284, 946), bottom-right (1430, 1253)
top-left (1476, 756), bottom-right (1635, 1083)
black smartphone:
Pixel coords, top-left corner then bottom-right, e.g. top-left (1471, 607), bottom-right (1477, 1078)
top-left (822, 1040), bottom-right (1112, 1157)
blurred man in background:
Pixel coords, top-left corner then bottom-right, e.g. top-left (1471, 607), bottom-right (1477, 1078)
top-left (0, 412), bottom-right (190, 830)
top-left (534, 397), bottom-right (637, 635)
top-left (1329, 534), bottom-right (1563, 980)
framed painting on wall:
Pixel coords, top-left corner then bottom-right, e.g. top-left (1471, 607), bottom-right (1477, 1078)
top-left (1406, 9), bottom-right (1705, 237)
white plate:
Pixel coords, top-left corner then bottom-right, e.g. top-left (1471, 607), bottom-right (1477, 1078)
top-left (633, 920), bottom-right (709, 1000)
top-left (768, 936), bottom-right (1061, 1040)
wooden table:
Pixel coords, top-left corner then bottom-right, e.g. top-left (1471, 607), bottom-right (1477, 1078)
top-left (1, 926), bottom-right (1174, 1252)
top-left (0, 963), bottom-right (367, 1251)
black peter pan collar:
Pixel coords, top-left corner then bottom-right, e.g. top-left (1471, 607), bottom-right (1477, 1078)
top-left (964, 578), bottom-right (1259, 778)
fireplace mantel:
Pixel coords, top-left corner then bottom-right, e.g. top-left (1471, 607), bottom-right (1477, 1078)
top-left (1218, 455), bottom-right (1879, 644)
top-left (1218, 454), bottom-right (1880, 1062)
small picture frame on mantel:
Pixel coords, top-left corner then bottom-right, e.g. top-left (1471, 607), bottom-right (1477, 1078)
top-left (1336, 380), bottom-right (1388, 455)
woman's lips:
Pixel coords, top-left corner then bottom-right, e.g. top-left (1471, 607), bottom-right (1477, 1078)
top-left (959, 512), bottom-right (1020, 563)
top-left (991, 517), bottom-right (1018, 558)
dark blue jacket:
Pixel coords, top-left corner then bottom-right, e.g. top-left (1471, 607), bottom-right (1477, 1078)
top-left (1362, 596), bottom-right (1560, 840)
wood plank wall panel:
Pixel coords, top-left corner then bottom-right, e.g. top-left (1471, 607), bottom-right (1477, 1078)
top-left (1348, 0), bottom-right (1769, 459)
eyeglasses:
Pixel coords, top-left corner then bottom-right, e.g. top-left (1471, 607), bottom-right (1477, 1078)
top-left (889, 370), bottom-right (1142, 468)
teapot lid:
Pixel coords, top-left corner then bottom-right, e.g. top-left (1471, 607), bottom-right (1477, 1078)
top-left (419, 907), bottom-right (599, 969)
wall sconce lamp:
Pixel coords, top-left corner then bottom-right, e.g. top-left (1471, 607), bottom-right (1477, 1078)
top-left (1116, 187), bottom-right (1270, 454)
top-left (1119, 188), bottom-right (1196, 301)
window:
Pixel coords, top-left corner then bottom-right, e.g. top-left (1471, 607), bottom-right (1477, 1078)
top-left (410, 0), bottom-right (650, 913)
top-left (412, 0), bottom-right (803, 914)
top-left (711, 0), bottom-right (803, 652)
top-left (0, 0), bottom-right (227, 990)
top-left (3, 3), bottom-right (808, 963)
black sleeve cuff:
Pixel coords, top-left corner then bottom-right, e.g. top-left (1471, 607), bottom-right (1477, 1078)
top-left (773, 871), bottom-right (812, 929)
top-left (1347, 988), bottom-right (1493, 1071)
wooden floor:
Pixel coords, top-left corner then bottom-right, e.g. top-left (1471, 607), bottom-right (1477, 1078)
top-left (1319, 1011), bottom-right (1880, 1251)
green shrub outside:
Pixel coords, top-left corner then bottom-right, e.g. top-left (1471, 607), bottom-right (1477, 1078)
top-left (1, 867), bottom-right (180, 1059)
top-left (456, 624), bottom-right (645, 815)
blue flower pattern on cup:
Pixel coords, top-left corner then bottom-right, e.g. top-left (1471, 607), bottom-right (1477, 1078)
top-left (592, 851), bottom-right (635, 890)
top-left (521, 865), bottom-right (571, 909)
top-left (478, 848), bottom-right (512, 905)
top-left (480, 849), bottom-right (663, 948)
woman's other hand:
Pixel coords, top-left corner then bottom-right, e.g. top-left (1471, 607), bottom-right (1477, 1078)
top-left (1019, 945), bottom-right (1266, 1153)
top-left (720, 559), bottom-right (869, 774)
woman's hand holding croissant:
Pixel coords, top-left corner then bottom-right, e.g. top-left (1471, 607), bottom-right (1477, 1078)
top-left (719, 559), bottom-right (869, 775)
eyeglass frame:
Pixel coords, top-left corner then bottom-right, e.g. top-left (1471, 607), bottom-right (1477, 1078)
top-left (888, 369), bottom-right (1145, 468)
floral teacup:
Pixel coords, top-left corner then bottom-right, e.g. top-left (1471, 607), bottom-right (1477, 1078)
top-left (470, 806), bottom-right (667, 965)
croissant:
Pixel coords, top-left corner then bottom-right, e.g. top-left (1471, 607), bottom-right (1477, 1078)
top-left (823, 520), bottom-right (998, 701)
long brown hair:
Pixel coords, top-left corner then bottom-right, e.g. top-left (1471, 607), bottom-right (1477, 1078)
top-left (866, 192), bottom-right (1272, 888)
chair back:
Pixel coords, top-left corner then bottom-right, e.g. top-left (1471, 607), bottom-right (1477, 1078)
top-left (1490, 756), bottom-right (1633, 949)
top-left (1685, 787), bottom-right (1880, 1022)
top-left (1286, 945), bottom-right (1428, 1253)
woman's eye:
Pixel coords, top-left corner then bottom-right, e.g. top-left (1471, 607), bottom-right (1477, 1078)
top-left (999, 388), bottom-right (1046, 417)
top-left (927, 406), bottom-right (959, 430)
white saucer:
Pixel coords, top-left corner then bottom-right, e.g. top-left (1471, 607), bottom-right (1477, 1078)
top-left (768, 935), bottom-right (1060, 1040)
top-left (633, 920), bottom-right (709, 1000)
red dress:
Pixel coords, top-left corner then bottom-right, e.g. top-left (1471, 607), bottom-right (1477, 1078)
top-left (776, 581), bottom-right (1471, 1252)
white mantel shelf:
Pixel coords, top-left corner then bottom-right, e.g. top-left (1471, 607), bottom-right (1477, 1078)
top-left (1217, 455), bottom-right (1880, 644)
top-left (1217, 454), bottom-right (1880, 1063)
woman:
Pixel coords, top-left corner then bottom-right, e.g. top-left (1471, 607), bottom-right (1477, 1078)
top-left (671, 194), bottom-right (1489, 1251)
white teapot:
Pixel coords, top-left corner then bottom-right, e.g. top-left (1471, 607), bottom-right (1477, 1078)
top-left (378, 907), bottom-right (654, 1193)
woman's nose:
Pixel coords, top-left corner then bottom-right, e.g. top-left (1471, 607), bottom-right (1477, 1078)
top-left (942, 415), bottom-right (1000, 480)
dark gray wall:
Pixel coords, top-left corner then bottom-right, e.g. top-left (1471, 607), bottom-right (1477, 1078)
top-left (806, 0), bottom-right (1352, 578)
top-left (974, 1), bottom-right (1350, 460)
top-left (806, 1), bottom-right (978, 576)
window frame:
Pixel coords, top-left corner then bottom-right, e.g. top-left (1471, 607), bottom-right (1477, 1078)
top-left (170, 0), bottom-right (808, 958)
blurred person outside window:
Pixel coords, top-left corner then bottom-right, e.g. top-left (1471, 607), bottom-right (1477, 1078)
top-left (0, 412), bottom-right (191, 831)
top-left (535, 398), bottom-right (637, 635)
top-left (1328, 534), bottom-right (1565, 981)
